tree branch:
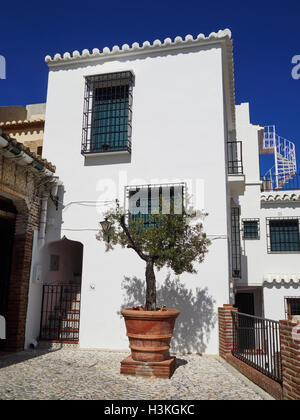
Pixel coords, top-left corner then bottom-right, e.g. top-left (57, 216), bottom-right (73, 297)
top-left (119, 214), bottom-right (148, 262)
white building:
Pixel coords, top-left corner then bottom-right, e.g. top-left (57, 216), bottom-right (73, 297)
top-left (235, 103), bottom-right (300, 321)
top-left (23, 29), bottom-right (300, 355)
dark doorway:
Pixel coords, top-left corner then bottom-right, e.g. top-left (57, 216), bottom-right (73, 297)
top-left (0, 217), bottom-right (15, 319)
top-left (235, 292), bottom-right (255, 315)
top-left (234, 292), bottom-right (255, 350)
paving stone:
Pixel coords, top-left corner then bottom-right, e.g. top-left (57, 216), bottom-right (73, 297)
top-left (0, 349), bottom-right (264, 400)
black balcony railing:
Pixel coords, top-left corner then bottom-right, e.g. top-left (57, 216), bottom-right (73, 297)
top-left (232, 311), bottom-right (282, 384)
top-left (261, 173), bottom-right (300, 191)
top-left (227, 141), bottom-right (243, 174)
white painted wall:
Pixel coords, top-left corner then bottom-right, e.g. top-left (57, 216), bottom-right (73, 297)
top-left (42, 44), bottom-right (232, 354)
top-left (264, 284), bottom-right (300, 321)
top-left (236, 103), bottom-right (300, 320)
top-left (25, 189), bottom-right (65, 349)
top-left (24, 230), bottom-right (43, 348)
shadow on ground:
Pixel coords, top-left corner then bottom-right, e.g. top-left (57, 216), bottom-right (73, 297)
top-left (118, 274), bottom-right (217, 354)
top-left (0, 347), bottom-right (62, 370)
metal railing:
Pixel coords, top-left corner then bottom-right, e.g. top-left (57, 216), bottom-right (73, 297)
top-left (40, 285), bottom-right (81, 343)
top-left (231, 207), bottom-right (241, 278)
top-left (228, 141), bottom-right (243, 175)
top-left (232, 311), bottom-right (282, 384)
top-left (261, 173), bottom-right (300, 191)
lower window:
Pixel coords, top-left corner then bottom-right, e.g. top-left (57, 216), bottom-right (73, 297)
top-left (285, 297), bottom-right (300, 319)
top-left (126, 183), bottom-right (185, 228)
top-left (267, 218), bottom-right (300, 252)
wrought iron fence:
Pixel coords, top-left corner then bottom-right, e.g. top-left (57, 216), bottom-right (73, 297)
top-left (232, 311), bottom-right (282, 384)
top-left (40, 285), bottom-right (81, 343)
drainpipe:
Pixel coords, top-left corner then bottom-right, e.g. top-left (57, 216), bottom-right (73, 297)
top-left (39, 179), bottom-right (64, 247)
top-left (39, 194), bottom-right (48, 248)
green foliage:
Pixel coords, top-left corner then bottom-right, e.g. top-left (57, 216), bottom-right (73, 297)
top-left (96, 199), bottom-right (211, 276)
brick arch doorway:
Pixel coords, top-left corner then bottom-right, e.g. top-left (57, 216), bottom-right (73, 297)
top-left (39, 237), bottom-right (83, 344)
top-left (0, 193), bottom-right (32, 352)
top-left (0, 197), bottom-right (17, 348)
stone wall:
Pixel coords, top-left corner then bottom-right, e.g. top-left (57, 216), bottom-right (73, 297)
top-left (0, 152), bottom-right (52, 351)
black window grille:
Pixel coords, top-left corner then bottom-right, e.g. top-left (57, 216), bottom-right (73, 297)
top-left (242, 219), bottom-right (260, 239)
top-left (82, 71), bottom-right (134, 155)
top-left (267, 218), bottom-right (300, 253)
top-left (231, 207), bottom-right (241, 278)
top-left (126, 183), bottom-right (185, 228)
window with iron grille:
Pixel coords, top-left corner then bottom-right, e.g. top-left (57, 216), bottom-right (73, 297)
top-left (126, 183), bottom-right (185, 228)
top-left (82, 71), bottom-right (134, 155)
top-left (267, 217), bottom-right (300, 252)
top-left (231, 207), bottom-right (241, 278)
top-left (285, 297), bottom-right (300, 319)
top-left (242, 219), bottom-right (260, 239)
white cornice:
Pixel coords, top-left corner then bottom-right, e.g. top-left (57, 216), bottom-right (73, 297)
top-left (44, 28), bottom-right (236, 139)
top-left (263, 273), bottom-right (300, 285)
top-left (261, 191), bottom-right (300, 202)
top-left (45, 29), bottom-right (232, 67)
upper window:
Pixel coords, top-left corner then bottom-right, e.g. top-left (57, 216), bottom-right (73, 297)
top-left (82, 71), bottom-right (134, 155)
top-left (267, 218), bottom-right (300, 252)
top-left (242, 219), bottom-right (260, 239)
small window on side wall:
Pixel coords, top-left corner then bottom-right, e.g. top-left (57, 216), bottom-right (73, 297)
top-left (285, 297), bottom-right (300, 319)
top-left (242, 219), bottom-right (260, 239)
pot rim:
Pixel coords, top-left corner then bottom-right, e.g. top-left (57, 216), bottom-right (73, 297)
top-left (121, 308), bottom-right (180, 319)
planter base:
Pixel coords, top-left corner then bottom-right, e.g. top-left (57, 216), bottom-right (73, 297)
top-left (120, 356), bottom-right (176, 379)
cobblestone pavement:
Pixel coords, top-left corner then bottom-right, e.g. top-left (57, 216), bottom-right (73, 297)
top-left (0, 348), bottom-right (265, 400)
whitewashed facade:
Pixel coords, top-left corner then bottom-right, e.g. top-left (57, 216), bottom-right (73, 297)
top-left (24, 29), bottom-right (300, 354)
top-left (236, 103), bottom-right (300, 321)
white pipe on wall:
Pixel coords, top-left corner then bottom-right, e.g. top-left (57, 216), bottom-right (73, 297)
top-left (39, 195), bottom-right (48, 248)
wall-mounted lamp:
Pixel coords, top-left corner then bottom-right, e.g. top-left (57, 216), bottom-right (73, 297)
top-left (100, 218), bottom-right (114, 243)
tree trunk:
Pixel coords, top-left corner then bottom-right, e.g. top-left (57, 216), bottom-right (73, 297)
top-left (145, 259), bottom-right (156, 311)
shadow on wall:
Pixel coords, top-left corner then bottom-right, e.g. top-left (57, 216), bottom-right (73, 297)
top-left (118, 275), bottom-right (217, 354)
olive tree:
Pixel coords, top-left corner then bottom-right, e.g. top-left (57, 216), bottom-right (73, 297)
top-left (96, 197), bottom-right (210, 311)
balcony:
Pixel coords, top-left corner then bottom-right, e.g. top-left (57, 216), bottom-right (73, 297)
top-left (227, 141), bottom-right (245, 196)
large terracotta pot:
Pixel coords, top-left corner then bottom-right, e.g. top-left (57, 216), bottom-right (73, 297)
top-left (121, 308), bottom-right (180, 362)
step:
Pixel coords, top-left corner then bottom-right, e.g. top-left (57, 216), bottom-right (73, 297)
top-left (38, 340), bottom-right (79, 348)
top-left (54, 301), bottom-right (81, 311)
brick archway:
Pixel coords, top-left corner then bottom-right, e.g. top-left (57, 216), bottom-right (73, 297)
top-left (1, 194), bottom-right (39, 352)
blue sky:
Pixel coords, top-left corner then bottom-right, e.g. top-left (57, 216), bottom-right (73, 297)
top-left (0, 0), bottom-right (299, 173)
